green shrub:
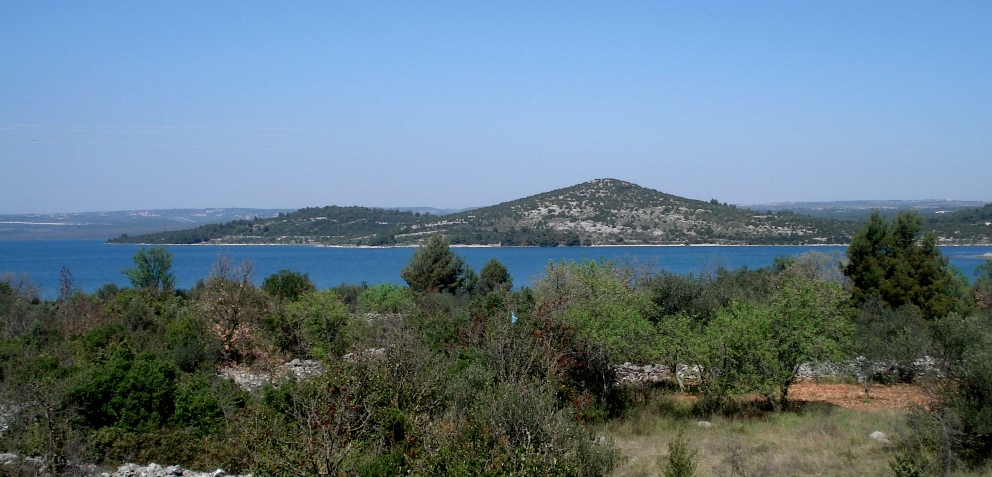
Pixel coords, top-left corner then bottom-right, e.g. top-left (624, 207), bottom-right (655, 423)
top-left (284, 290), bottom-right (350, 359)
top-left (171, 374), bottom-right (227, 436)
top-left (416, 380), bottom-right (620, 476)
top-left (931, 312), bottom-right (992, 466)
top-left (245, 366), bottom-right (383, 477)
top-left (351, 451), bottom-right (406, 476)
top-left (329, 281), bottom-right (367, 312)
top-left (662, 427), bottom-right (698, 477)
top-left (890, 409), bottom-right (949, 477)
top-left (89, 426), bottom-right (248, 473)
top-left (359, 283), bottom-right (415, 314)
top-left (261, 269), bottom-right (315, 301)
top-left (70, 348), bottom-right (178, 432)
top-left (533, 260), bottom-right (657, 362)
top-left (79, 322), bottom-right (126, 356)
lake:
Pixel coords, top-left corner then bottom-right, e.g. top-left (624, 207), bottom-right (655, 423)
top-left (2, 240), bottom-right (990, 298)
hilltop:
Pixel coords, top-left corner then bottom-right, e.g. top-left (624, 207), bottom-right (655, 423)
top-left (422, 179), bottom-right (855, 245)
top-left (106, 179), bottom-right (992, 246)
top-left (110, 179), bottom-right (861, 246)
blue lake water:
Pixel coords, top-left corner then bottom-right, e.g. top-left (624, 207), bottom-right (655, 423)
top-left (1, 240), bottom-right (990, 298)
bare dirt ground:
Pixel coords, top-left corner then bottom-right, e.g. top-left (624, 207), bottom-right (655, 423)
top-left (788, 381), bottom-right (932, 411)
top-left (649, 381), bottom-right (933, 412)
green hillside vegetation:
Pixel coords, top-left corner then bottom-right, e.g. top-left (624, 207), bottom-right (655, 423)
top-left (110, 206), bottom-right (428, 245)
top-left (742, 200), bottom-right (988, 221)
top-left (926, 203), bottom-right (992, 245)
top-left (0, 226), bottom-right (992, 476)
top-left (6, 222), bottom-right (992, 475)
top-left (110, 179), bottom-right (866, 246)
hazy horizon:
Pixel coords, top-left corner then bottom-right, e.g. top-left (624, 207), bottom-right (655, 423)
top-left (2, 189), bottom-right (988, 217)
top-left (3, 2), bottom-right (990, 214)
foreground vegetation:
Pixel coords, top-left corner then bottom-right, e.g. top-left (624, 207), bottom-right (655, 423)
top-left (4, 210), bottom-right (992, 476)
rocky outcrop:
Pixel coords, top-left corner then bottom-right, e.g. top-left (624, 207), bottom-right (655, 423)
top-left (0, 453), bottom-right (250, 477)
top-left (614, 363), bottom-right (673, 384)
top-left (102, 462), bottom-right (249, 477)
top-left (615, 357), bottom-right (942, 387)
top-left (216, 359), bottom-right (324, 392)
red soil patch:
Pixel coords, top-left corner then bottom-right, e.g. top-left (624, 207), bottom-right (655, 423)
top-left (789, 381), bottom-right (932, 411)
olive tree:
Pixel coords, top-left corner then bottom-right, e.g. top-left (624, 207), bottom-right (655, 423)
top-left (698, 273), bottom-right (851, 410)
top-left (765, 273), bottom-right (851, 407)
top-left (653, 312), bottom-right (697, 391)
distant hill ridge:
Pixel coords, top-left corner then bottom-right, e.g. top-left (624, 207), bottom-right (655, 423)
top-left (106, 179), bottom-right (992, 246)
top-left (107, 179), bottom-right (849, 246)
top-left (0, 208), bottom-right (292, 240)
top-left (741, 199), bottom-right (989, 221)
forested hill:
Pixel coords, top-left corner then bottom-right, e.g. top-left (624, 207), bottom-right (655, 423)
top-left (109, 179), bottom-right (865, 246)
top-left (925, 203), bottom-right (992, 244)
top-left (427, 179), bottom-right (857, 245)
top-left (109, 206), bottom-right (428, 245)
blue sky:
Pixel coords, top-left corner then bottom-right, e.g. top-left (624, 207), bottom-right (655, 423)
top-left (2, 1), bottom-right (990, 214)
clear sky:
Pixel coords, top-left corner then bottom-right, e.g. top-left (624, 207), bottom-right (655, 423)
top-left (2, 1), bottom-right (990, 214)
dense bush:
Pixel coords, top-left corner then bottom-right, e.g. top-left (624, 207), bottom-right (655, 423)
top-left (5, 240), bottom-right (992, 475)
top-left (928, 311), bottom-right (992, 468)
top-left (261, 269), bottom-right (315, 301)
top-left (70, 348), bottom-right (178, 432)
top-left (359, 283), bottom-right (415, 314)
top-left (415, 380), bottom-right (621, 476)
top-left (533, 260), bottom-right (656, 362)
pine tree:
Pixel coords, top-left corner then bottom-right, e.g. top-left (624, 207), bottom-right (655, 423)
top-left (400, 234), bottom-right (470, 293)
top-left (477, 258), bottom-right (513, 293)
top-left (844, 210), bottom-right (961, 319)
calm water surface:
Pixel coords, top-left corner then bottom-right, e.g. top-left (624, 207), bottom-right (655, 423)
top-left (1, 240), bottom-right (990, 298)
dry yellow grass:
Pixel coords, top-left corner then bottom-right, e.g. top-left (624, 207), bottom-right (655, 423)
top-left (599, 386), bottom-right (992, 477)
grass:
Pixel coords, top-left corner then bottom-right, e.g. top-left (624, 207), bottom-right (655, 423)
top-left (599, 388), bottom-right (992, 477)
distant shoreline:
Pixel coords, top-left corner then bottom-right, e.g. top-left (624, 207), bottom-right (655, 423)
top-left (107, 242), bottom-right (856, 248)
top-left (102, 242), bottom-right (992, 249)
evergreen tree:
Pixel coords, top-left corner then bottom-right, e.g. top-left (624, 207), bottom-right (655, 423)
top-left (844, 210), bottom-right (961, 319)
top-left (477, 258), bottom-right (513, 293)
top-left (400, 234), bottom-right (470, 293)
